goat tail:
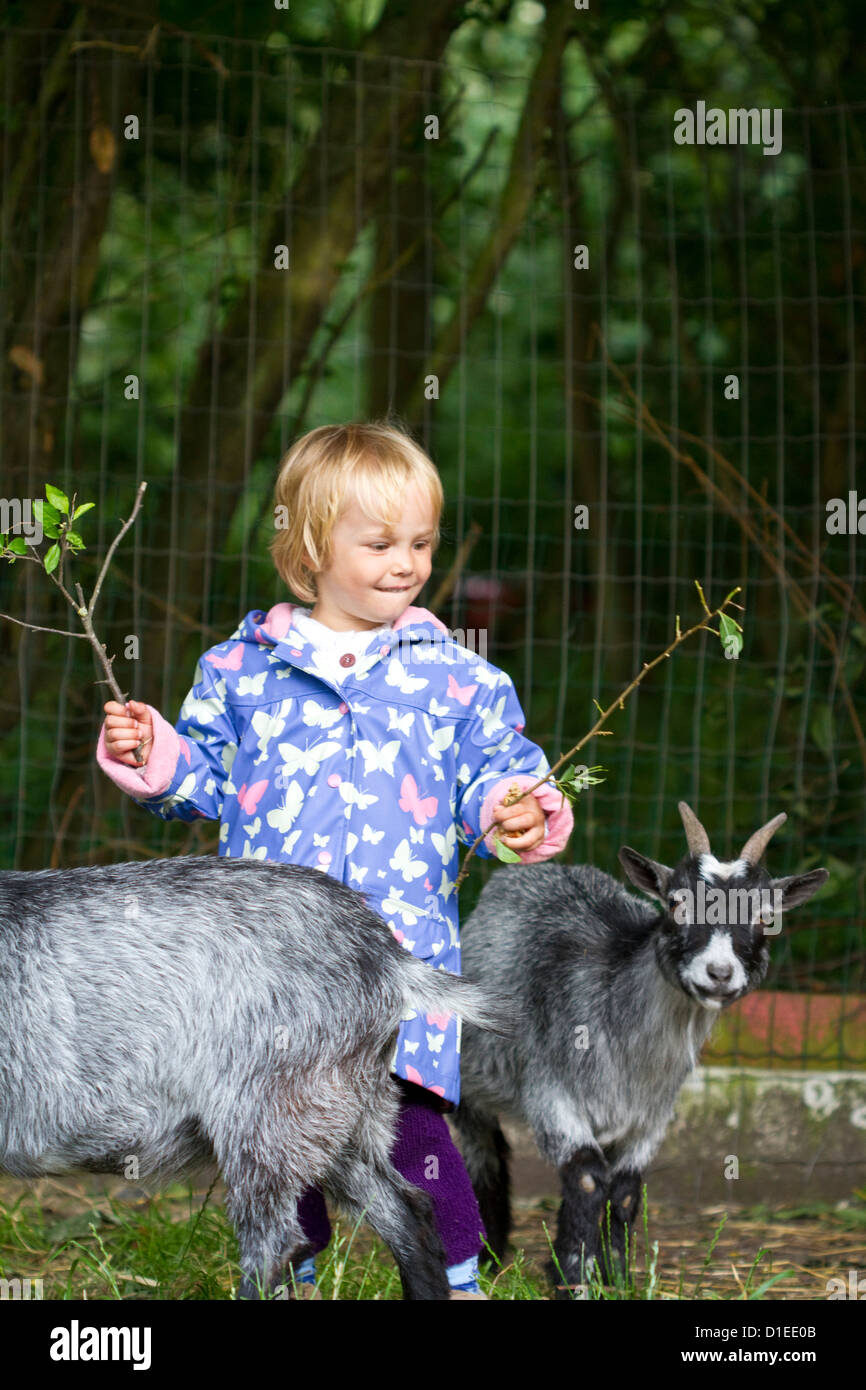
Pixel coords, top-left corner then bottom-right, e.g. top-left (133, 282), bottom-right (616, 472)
top-left (397, 954), bottom-right (516, 1037)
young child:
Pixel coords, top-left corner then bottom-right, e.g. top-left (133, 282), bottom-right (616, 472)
top-left (98, 421), bottom-right (573, 1298)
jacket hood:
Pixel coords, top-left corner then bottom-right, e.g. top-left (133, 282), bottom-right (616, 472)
top-left (237, 601), bottom-right (450, 648)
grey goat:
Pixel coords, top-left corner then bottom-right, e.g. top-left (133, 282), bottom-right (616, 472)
top-left (0, 855), bottom-right (509, 1300)
top-left (455, 802), bottom-right (828, 1292)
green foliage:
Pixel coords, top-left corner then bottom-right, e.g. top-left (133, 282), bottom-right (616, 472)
top-left (492, 837), bottom-right (522, 864)
top-left (0, 3), bottom-right (862, 1003)
top-left (552, 764), bottom-right (608, 814)
top-left (45, 485), bottom-right (69, 514)
top-left (1, 486), bottom-right (92, 569)
top-left (719, 612), bottom-right (744, 660)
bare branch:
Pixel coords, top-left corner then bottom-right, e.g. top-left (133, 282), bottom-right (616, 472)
top-left (0, 612), bottom-right (89, 640)
top-left (89, 481), bottom-right (148, 618)
top-left (429, 521), bottom-right (483, 613)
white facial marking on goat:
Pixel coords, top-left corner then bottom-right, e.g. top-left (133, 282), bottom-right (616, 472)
top-left (681, 928), bottom-right (748, 1001)
top-left (579, 1173), bottom-right (596, 1193)
top-left (698, 854), bottom-right (748, 882)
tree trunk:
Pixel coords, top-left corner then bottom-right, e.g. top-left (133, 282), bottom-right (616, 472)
top-left (366, 66), bottom-right (443, 424)
top-left (0, 8), bottom-right (149, 744)
top-left (162, 1), bottom-right (466, 648)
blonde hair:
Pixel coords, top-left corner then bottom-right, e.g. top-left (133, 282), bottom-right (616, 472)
top-left (269, 420), bottom-right (444, 603)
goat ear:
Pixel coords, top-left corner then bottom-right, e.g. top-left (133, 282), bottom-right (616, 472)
top-left (768, 867), bottom-right (829, 911)
top-left (618, 847), bottom-right (672, 902)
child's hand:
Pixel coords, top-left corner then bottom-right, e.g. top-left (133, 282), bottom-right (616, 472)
top-left (491, 788), bottom-right (545, 853)
top-left (103, 699), bottom-right (154, 766)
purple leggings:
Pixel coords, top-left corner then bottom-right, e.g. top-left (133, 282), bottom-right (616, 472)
top-left (298, 1082), bottom-right (485, 1267)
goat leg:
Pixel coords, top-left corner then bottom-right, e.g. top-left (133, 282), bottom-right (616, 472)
top-left (226, 1178), bottom-right (308, 1301)
top-left (551, 1145), bottom-right (609, 1296)
top-left (328, 1156), bottom-right (452, 1300)
top-left (605, 1167), bottom-right (643, 1276)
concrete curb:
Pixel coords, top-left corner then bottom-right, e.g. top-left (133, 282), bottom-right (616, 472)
top-left (489, 1066), bottom-right (866, 1206)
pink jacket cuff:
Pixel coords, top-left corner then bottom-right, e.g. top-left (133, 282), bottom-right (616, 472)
top-left (479, 772), bottom-right (574, 863)
top-left (96, 703), bottom-right (183, 798)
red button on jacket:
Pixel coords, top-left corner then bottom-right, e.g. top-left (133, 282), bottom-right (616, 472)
top-left (339, 653), bottom-right (355, 667)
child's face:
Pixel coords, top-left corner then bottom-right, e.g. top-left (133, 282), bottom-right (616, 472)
top-left (308, 483), bottom-right (436, 629)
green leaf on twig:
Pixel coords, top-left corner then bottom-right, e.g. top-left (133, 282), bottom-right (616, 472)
top-left (44, 543), bottom-right (61, 574)
top-left (719, 611), bottom-right (743, 659)
top-left (492, 836), bottom-right (522, 863)
top-left (45, 484), bottom-right (70, 514)
top-left (72, 502), bottom-right (95, 521)
top-left (554, 765), bottom-right (607, 803)
top-left (33, 498), bottom-right (60, 526)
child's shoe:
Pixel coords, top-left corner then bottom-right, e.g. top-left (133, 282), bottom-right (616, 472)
top-left (447, 1255), bottom-right (487, 1299)
top-left (288, 1254), bottom-right (321, 1299)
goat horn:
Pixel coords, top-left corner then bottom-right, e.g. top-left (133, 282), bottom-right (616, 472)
top-left (739, 812), bottom-right (787, 864)
top-left (678, 801), bottom-right (711, 856)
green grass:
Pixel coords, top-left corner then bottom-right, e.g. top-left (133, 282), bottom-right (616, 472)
top-left (0, 1180), bottom-right (838, 1300)
top-left (0, 1181), bottom-right (234, 1300)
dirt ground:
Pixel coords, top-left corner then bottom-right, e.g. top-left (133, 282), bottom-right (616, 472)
top-left (506, 1197), bottom-right (864, 1299)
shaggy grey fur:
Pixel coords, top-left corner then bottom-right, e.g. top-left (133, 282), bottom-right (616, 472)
top-left (0, 855), bottom-right (509, 1300)
top-left (455, 803), bottom-right (828, 1291)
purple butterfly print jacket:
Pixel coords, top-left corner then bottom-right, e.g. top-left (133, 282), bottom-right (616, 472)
top-left (96, 603), bottom-right (574, 1105)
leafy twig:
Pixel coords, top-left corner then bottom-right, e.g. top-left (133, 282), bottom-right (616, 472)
top-left (454, 584), bottom-right (744, 891)
top-left (1, 481), bottom-right (149, 762)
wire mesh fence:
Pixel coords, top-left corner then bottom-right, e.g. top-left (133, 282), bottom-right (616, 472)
top-left (1, 21), bottom-right (863, 1068)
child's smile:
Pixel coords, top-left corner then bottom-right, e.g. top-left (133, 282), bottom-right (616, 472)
top-left (308, 483), bottom-right (436, 632)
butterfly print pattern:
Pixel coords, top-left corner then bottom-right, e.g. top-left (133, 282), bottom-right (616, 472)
top-left (96, 603), bottom-right (573, 1104)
